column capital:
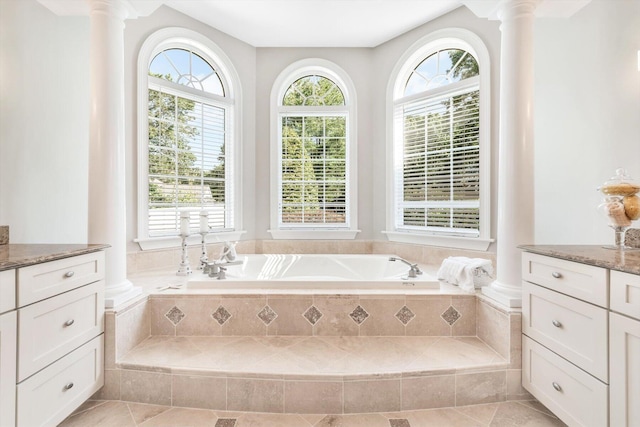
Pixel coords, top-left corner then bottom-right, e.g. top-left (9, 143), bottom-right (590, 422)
top-left (36, 0), bottom-right (162, 19)
top-left (462, 0), bottom-right (591, 20)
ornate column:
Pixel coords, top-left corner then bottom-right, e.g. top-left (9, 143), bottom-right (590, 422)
top-left (484, 0), bottom-right (539, 308)
top-left (462, 0), bottom-right (591, 307)
top-left (88, 0), bottom-right (141, 308)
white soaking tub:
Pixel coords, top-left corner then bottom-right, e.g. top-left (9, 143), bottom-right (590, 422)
top-left (187, 254), bottom-right (440, 293)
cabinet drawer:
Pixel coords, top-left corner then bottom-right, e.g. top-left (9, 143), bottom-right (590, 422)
top-left (0, 269), bottom-right (16, 313)
top-left (18, 281), bottom-right (104, 381)
top-left (16, 335), bottom-right (104, 427)
top-left (611, 270), bottom-right (640, 321)
top-left (522, 335), bottom-right (608, 427)
top-left (17, 251), bottom-right (104, 307)
top-left (523, 281), bottom-right (608, 382)
top-left (522, 252), bottom-right (608, 307)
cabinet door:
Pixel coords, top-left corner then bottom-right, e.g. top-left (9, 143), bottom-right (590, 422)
top-left (0, 311), bottom-right (17, 427)
top-left (610, 312), bottom-right (640, 427)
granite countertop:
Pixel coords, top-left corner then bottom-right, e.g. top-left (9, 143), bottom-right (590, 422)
top-left (0, 244), bottom-right (109, 271)
top-left (520, 245), bottom-right (640, 275)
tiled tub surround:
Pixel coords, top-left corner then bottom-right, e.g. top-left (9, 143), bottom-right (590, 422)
top-left (96, 273), bottom-right (528, 415)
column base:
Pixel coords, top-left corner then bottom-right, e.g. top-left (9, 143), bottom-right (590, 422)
top-left (105, 279), bottom-right (143, 309)
top-left (482, 280), bottom-right (522, 308)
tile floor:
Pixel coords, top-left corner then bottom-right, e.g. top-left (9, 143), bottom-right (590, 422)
top-left (119, 335), bottom-right (506, 376)
top-left (59, 399), bottom-right (567, 426)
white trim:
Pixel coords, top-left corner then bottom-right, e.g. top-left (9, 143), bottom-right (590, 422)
top-left (270, 58), bottom-right (358, 239)
top-left (385, 28), bottom-right (491, 248)
top-left (135, 230), bottom-right (247, 251)
top-left (382, 231), bottom-right (494, 251)
top-left (136, 27), bottom-right (243, 248)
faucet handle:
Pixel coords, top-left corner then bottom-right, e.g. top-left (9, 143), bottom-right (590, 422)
top-left (217, 266), bottom-right (227, 280)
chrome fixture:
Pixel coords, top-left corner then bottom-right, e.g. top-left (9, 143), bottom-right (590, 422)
top-left (203, 259), bottom-right (243, 279)
top-left (389, 256), bottom-right (423, 278)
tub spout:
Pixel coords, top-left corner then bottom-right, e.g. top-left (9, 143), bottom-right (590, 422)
top-left (389, 257), bottom-right (423, 278)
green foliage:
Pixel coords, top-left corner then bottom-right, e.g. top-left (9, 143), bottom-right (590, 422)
top-left (283, 75), bottom-right (345, 106)
top-left (447, 49), bottom-right (479, 80)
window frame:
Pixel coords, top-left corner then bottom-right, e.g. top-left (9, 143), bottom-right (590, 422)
top-left (269, 59), bottom-right (359, 240)
top-left (385, 28), bottom-right (493, 250)
top-left (135, 27), bottom-right (244, 250)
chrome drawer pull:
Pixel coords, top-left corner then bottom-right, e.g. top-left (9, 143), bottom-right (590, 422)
top-left (551, 272), bottom-right (562, 279)
top-left (63, 382), bottom-right (74, 391)
top-left (552, 382), bottom-right (562, 392)
top-left (64, 319), bottom-right (75, 327)
top-left (552, 319), bottom-right (562, 328)
top-left (64, 271), bottom-right (75, 278)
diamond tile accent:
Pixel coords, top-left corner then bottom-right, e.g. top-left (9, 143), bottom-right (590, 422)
top-left (389, 419), bottom-right (411, 427)
top-left (303, 305), bottom-right (323, 325)
top-left (211, 305), bottom-right (232, 325)
top-left (349, 305), bottom-right (369, 325)
top-left (257, 305), bottom-right (278, 325)
top-left (395, 305), bottom-right (415, 325)
top-left (215, 419), bottom-right (237, 427)
top-left (165, 306), bottom-right (185, 326)
top-left (441, 305), bottom-right (461, 325)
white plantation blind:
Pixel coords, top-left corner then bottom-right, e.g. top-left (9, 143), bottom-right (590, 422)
top-left (146, 47), bottom-right (234, 237)
top-left (394, 79), bottom-right (480, 236)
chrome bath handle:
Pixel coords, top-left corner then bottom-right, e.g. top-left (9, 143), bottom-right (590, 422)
top-left (64, 319), bottom-right (75, 327)
top-left (551, 272), bottom-right (562, 279)
top-left (552, 319), bottom-right (562, 328)
top-left (552, 382), bottom-right (562, 392)
top-left (64, 271), bottom-right (75, 278)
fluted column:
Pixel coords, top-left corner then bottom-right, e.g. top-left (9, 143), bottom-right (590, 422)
top-left (480, 0), bottom-right (539, 308)
top-left (88, 0), bottom-right (141, 308)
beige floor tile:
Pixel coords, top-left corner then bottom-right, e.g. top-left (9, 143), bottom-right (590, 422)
top-left (126, 402), bottom-right (171, 425)
top-left (301, 414), bottom-right (327, 425)
top-left (235, 413), bottom-right (312, 426)
top-left (403, 408), bottom-right (483, 426)
top-left (344, 378), bottom-right (401, 413)
top-left (121, 336), bottom-right (203, 367)
top-left (227, 377), bottom-right (284, 412)
top-left (314, 414), bottom-right (390, 427)
top-left (454, 403), bottom-right (499, 425)
top-left (59, 401), bottom-right (136, 427)
top-left (172, 374), bottom-right (227, 410)
top-left (401, 375), bottom-right (455, 410)
top-left (516, 400), bottom-right (560, 419)
top-left (407, 337), bottom-right (504, 371)
top-left (489, 401), bottom-right (566, 426)
top-left (455, 370), bottom-right (506, 406)
top-left (69, 399), bottom-right (108, 417)
top-left (284, 380), bottom-right (343, 414)
top-left (137, 407), bottom-right (218, 426)
top-left (120, 370), bottom-right (172, 406)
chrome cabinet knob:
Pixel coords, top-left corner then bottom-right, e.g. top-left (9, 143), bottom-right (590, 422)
top-left (64, 271), bottom-right (75, 278)
top-left (64, 319), bottom-right (75, 327)
top-left (551, 272), bottom-right (562, 279)
top-left (63, 382), bottom-right (74, 391)
top-left (552, 319), bottom-right (562, 328)
top-left (552, 382), bottom-right (562, 392)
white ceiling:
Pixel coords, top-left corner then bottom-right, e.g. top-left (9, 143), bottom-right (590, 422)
top-left (163, 0), bottom-right (462, 47)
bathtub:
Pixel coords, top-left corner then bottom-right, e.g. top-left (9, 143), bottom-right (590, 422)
top-left (187, 254), bottom-right (441, 293)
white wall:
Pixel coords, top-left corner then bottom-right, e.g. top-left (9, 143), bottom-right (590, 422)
top-left (2, 0), bottom-right (637, 250)
top-left (534, 0), bottom-right (640, 244)
top-left (0, 0), bottom-right (89, 243)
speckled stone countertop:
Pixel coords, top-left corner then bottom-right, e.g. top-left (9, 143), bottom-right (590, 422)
top-left (520, 245), bottom-right (640, 275)
top-left (0, 244), bottom-right (109, 271)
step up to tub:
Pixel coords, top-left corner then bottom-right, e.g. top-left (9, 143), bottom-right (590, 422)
top-left (116, 336), bottom-right (508, 414)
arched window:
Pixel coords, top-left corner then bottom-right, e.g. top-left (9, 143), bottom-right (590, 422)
top-left (270, 59), bottom-right (358, 239)
top-left (136, 28), bottom-right (242, 249)
top-left (387, 29), bottom-right (491, 250)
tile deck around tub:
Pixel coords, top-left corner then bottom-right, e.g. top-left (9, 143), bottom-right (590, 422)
top-left (118, 335), bottom-right (506, 378)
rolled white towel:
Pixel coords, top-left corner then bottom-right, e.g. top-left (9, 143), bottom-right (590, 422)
top-left (437, 257), bottom-right (494, 292)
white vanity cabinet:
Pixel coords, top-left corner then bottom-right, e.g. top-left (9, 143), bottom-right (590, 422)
top-left (0, 249), bottom-right (105, 427)
top-left (522, 249), bottom-right (640, 427)
top-left (609, 271), bottom-right (640, 427)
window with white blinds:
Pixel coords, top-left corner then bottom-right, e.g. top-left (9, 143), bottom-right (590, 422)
top-left (277, 74), bottom-right (350, 229)
top-left (392, 46), bottom-right (486, 240)
top-left (144, 46), bottom-right (234, 238)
